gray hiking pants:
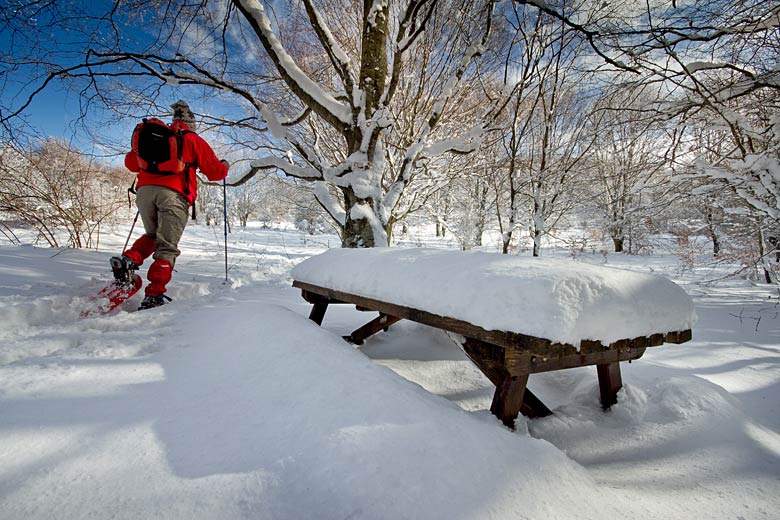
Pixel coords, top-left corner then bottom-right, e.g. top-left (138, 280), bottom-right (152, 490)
top-left (136, 185), bottom-right (190, 266)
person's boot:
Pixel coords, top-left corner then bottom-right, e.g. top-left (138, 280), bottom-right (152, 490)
top-left (109, 256), bottom-right (138, 284)
top-left (138, 294), bottom-right (172, 310)
top-left (138, 259), bottom-right (173, 311)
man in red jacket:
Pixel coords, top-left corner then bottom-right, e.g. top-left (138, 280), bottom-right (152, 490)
top-left (112, 100), bottom-right (229, 310)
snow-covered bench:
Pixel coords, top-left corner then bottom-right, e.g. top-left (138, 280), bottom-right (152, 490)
top-left (291, 248), bottom-right (695, 428)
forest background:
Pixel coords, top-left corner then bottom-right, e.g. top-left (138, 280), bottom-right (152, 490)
top-left (0, 0), bottom-right (778, 284)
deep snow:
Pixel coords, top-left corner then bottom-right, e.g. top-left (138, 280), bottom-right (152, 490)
top-left (0, 222), bottom-right (778, 519)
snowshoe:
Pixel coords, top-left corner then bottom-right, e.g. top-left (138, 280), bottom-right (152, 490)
top-left (80, 273), bottom-right (143, 317)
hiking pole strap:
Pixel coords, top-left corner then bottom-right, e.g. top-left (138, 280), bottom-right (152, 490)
top-left (127, 179), bottom-right (137, 209)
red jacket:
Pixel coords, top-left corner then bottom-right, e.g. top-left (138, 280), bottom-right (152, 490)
top-left (125, 122), bottom-right (227, 206)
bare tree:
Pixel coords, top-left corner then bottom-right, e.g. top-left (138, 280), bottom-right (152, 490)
top-left (0, 139), bottom-right (128, 247)
top-left (588, 87), bottom-right (679, 253)
top-left (514, 0), bottom-right (780, 245)
top-left (490, 2), bottom-right (597, 256)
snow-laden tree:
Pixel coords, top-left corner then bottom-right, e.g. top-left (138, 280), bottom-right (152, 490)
top-left (515, 0), bottom-right (780, 274)
top-left (426, 154), bottom-right (494, 250)
top-left (1, 0), bottom-right (499, 248)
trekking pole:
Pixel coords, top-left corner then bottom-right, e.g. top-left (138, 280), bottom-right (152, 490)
top-left (222, 177), bottom-right (229, 283)
top-left (123, 181), bottom-right (139, 252)
top-left (123, 211), bottom-right (140, 252)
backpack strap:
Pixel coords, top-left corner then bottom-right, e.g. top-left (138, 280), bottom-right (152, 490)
top-left (178, 129), bottom-right (198, 219)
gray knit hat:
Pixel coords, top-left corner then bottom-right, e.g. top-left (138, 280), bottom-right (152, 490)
top-left (171, 100), bottom-right (196, 130)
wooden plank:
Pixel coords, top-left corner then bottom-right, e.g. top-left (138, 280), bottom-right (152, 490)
top-left (597, 362), bottom-right (623, 409)
top-left (300, 289), bottom-right (336, 305)
top-left (293, 281), bottom-right (691, 355)
top-left (348, 313), bottom-right (402, 345)
top-left (461, 338), bottom-right (505, 384)
top-left (504, 346), bottom-right (647, 375)
top-left (665, 329), bottom-right (693, 344)
top-left (520, 389), bottom-right (553, 418)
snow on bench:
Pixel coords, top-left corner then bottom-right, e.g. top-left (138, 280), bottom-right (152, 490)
top-left (292, 248), bottom-right (696, 428)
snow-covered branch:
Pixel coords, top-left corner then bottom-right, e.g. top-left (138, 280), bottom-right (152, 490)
top-left (312, 181), bottom-right (347, 225)
top-left (381, 1), bottom-right (495, 215)
top-left (231, 0), bottom-right (352, 130)
top-left (301, 0), bottom-right (355, 104)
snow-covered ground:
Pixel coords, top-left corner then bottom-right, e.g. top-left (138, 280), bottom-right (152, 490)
top-left (0, 222), bottom-right (778, 519)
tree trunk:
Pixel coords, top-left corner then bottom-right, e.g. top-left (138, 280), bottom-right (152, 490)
top-left (532, 229), bottom-right (541, 257)
top-left (705, 207), bottom-right (720, 257)
top-left (341, 187), bottom-right (378, 248)
top-left (385, 215), bottom-right (396, 245)
top-left (613, 237), bottom-right (624, 253)
top-left (359, 0), bottom-right (388, 118)
top-left (758, 228), bottom-right (774, 284)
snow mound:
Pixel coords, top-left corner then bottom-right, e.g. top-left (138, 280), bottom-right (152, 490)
top-left (0, 302), bottom-right (621, 520)
top-left (291, 248), bottom-right (697, 345)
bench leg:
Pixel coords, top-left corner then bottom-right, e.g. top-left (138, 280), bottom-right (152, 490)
top-left (520, 388), bottom-right (553, 419)
top-left (461, 337), bottom-right (552, 425)
top-left (597, 362), bottom-right (623, 409)
top-left (347, 313), bottom-right (402, 345)
top-left (308, 302), bottom-right (329, 325)
top-left (490, 374), bottom-right (529, 429)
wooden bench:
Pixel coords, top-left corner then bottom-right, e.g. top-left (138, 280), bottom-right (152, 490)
top-left (294, 279), bottom-right (691, 428)
top-left (293, 250), bottom-right (695, 427)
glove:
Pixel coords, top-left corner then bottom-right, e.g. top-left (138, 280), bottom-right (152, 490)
top-left (220, 159), bottom-right (230, 169)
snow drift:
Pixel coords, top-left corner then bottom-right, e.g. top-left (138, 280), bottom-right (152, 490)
top-left (1, 301), bottom-right (621, 519)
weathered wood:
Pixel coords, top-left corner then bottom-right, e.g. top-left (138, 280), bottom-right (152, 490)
top-left (300, 289), bottom-right (336, 305)
top-left (503, 346), bottom-right (647, 375)
top-left (293, 281), bottom-right (691, 356)
top-left (520, 388), bottom-right (553, 418)
top-left (597, 362), bottom-right (623, 409)
top-left (294, 279), bottom-right (690, 428)
top-left (461, 338), bottom-right (552, 419)
top-left (491, 374), bottom-right (529, 428)
top-left (348, 313), bottom-right (402, 345)
top-left (308, 302), bottom-right (329, 326)
top-left (665, 329), bottom-right (693, 344)
top-left (461, 338), bottom-right (505, 384)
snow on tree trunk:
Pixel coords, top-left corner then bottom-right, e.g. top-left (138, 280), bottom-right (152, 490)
top-left (342, 187), bottom-right (384, 248)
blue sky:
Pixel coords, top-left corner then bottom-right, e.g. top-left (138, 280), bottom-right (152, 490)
top-left (1, 1), bottom-right (192, 149)
top-left (18, 83), bottom-right (84, 139)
